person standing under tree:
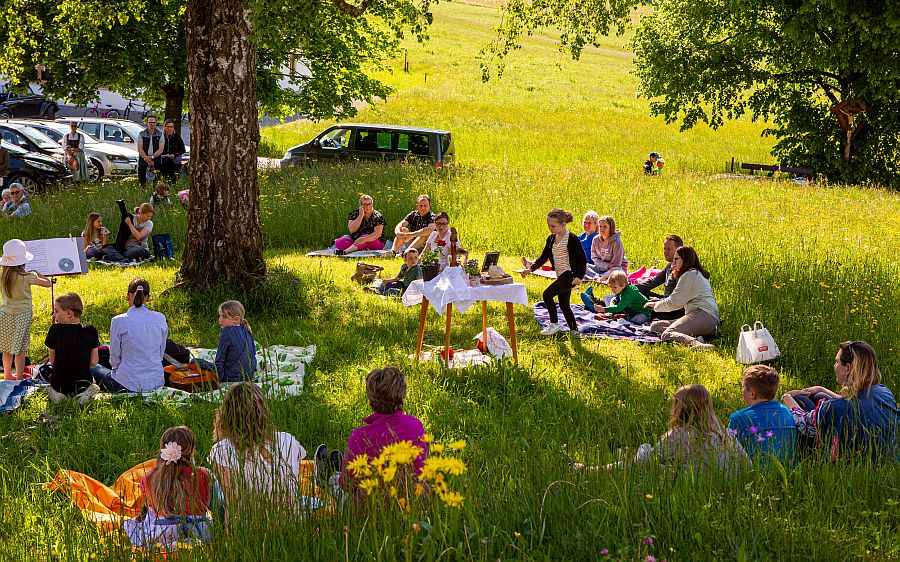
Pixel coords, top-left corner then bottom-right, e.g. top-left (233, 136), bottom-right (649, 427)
top-left (137, 116), bottom-right (164, 187)
top-left (159, 120), bottom-right (186, 183)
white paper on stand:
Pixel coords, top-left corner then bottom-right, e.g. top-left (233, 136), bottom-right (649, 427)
top-left (24, 238), bottom-right (89, 276)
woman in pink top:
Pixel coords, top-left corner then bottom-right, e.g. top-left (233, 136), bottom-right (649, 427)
top-left (341, 366), bottom-right (429, 486)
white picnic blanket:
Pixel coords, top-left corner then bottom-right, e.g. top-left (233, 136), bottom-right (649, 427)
top-left (305, 240), bottom-right (394, 258)
top-left (402, 267), bottom-right (529, 315)
top-left (108, 344), bottom-right (314, 406)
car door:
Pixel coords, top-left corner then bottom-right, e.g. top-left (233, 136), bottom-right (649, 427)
top-left (353, 129), bottom-right (398, 161)
top-left (76, 122), bottom-right (102, 140)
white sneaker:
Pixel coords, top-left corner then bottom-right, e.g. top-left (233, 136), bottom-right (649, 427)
top-left (75, 383), bottom-right (101, 405)
top-left (693, 342), bottom-right (716, 351)
top-left (47, 386), bottom-right (67, 404)
top-left (540, 323), bottom-right (569, 336)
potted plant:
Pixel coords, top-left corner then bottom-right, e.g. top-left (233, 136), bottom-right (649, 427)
top-left (419, 247), bottom-right (442, 281)
top-left (463, 259), bottom-right (481, 286)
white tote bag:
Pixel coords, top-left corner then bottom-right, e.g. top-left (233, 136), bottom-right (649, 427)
top-left (736, 321), bottom-right (781, 364)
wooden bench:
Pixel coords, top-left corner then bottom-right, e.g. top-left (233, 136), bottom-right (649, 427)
top-left (729, 158), bottom-right (815, 178)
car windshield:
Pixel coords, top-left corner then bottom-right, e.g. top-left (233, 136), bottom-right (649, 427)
top-left (0, 140), bottom-right (28, 156)
top-left (52, 126), bottom-right (100, 144)
top-left (16, 126), bottom-right (60, 150)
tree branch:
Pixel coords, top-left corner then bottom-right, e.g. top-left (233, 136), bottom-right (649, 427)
top-left (330, 0), bottom-right (377, 17)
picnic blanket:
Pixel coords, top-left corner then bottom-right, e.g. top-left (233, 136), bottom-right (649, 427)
top-left (0, 379), bottom-right (41, 413)
top-left (91, 258), bottom-right (155, 268)
top-left (306, 240), bottom-right (394, 258)
top-left (107, 344), bottom-right (314, 406)
top-left (515, 266), bottom-right (662, 284)
top-left (533, 302), bottom-right (661, 343)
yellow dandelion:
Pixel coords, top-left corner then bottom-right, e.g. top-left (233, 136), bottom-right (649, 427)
top-left (381, 441), bottom-right (424, 465)
top-left (439, 490), bottom-right (464, 507)
top-left (645, 494), bottom-right (653, 500)
top-left (514, 531), bottom-right (521, 538)
top-left (437, 457), bottom-right (466, 476)
top-left (422, 433), bottom-right (434, 444)
top-left (431, 443), bottom-right (445, 454)
top-left (447, 439), bottom-right (467, 451)
top-left (381, 463), bottom-right (398, 483)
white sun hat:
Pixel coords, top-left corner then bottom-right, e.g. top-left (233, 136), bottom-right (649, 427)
top-left (1, 239), bottom-right (34, 267)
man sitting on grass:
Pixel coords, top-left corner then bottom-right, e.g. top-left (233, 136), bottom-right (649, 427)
top-left (391, 194), bottom-right (436, 254)
top-left (635, 235), bottom-right (684, 321)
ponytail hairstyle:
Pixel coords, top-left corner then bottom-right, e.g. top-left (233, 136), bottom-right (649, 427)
top-left (838, 341), bottom-right (881, 399)
top-left (547, 209), bottom-right (574, 225)
top-left (128, 278), bottom-right (151, 308)
top-left (84, 212), bottom-right (101, 244)
top-left (219, 299), bottom-right (252, 334)
top-left (1, 264), bottom-right (26, 297)
top-left (147, 426), bottom-right (204, 517)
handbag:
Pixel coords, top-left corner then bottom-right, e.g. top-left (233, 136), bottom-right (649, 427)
top-left (736, 321), bottom-right (781, 364)
top-left (352, 262), bottom-right (384, 284)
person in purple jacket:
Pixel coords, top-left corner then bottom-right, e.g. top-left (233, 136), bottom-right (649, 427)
top-left (340, 366), bottom-right (429, 488)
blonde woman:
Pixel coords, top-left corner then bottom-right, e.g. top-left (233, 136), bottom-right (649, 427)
top-left (333, 194), bottom-right (385, 255)
top-left (782, 341), bottom-right (899, 462)
top-left (578, 211), bottom-right (600, 265)
top-left (208, 383), bottom-right (307, 517)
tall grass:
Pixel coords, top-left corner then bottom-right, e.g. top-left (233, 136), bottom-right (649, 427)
top-left (0, 2), bottom-right (899, 560)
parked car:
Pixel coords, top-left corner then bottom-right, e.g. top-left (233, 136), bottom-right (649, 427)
top-left (1, 140), bottom-right (72, 194)
top-left (14, 120), bottom-right (139, 181)
top-left (0, 122), bottom-right (96, 180)
top-left (57, 117), bottom-right (190, 171)
top-left (0, 82), bottom-right (59, 119)
top-left (280, 124), bottom-right (454, 168)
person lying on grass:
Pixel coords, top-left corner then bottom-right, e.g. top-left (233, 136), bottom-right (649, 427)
top-left (91, 278), bottom-right (168, 393)
top-left (334, 194), bottom-right (386, 255)
top-left (781, 341), bottom-right (899, 463)
top-left (208, 383), bottom-right (308, 521)
top-left (45, 292), bottom-right (101, 405)
top-left (192, 300), bottom-right (257, 382)
top-left (574, 384), bottom-right (748, 473)
top-left (728, 365), bottom-right (797, 466)
top-left (124, 426), bottom-right (212, 549)
top-left (580, 269), bottom-right (649, 325)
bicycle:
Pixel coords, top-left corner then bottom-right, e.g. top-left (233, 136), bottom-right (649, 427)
top-left (122, 100), bottom-right (150, 121)
top-left (84, 101), bottom-right (120, 118)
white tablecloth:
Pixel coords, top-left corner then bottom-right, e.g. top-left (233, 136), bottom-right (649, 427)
top-left (402, 266), bottom-right (529, 315)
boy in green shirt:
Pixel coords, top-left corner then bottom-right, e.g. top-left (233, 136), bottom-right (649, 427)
top-left (378, 248), bottom-right (423, 296)
top-left (585, 270), bottom-right (650, 324)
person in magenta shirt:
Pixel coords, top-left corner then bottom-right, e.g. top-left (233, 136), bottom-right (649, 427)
top-left (341, 366), bottom-right (428, 486)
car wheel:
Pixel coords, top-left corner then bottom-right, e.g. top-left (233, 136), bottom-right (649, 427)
top-left (89, 158), bottom-right (104, 182)
top-left (0, 109), bottom-right (11, 119)
top-left (8, 174), bottom-right (40, 197)
top-left (42, 103), bottom-right (58, 120)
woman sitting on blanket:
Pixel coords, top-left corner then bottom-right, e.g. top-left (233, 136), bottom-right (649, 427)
top-left (334, 194), bottom-right (386, 255)
top-left (588, 215), bottom-right (628, 280)
top-left (124, 426), bottom-right (213, 549)
top-left (643, 246), bottom-right (718, 350)
top-left (208, 383), bottom-right (310, 521)
top-left (91, 278), bottom-right (169, 392)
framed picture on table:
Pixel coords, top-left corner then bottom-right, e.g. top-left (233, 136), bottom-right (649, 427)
top-left (482, 252), bottom-right (499, 272)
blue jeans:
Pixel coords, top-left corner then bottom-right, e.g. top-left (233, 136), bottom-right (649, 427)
top-left (794, 392), bottom-right (832, 412)
top-left (90, 364), bottom-right (129, 393)
top-left (102, 245), bottom-right (150, 262)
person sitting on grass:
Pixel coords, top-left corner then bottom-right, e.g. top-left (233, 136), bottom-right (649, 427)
top-left (577, 384), bottom-right (748, 473)
top-left (334, 194), bottom-right (386, 255)
top-left (193, 300), bottom-right (257, 382)
top-left (2, 183), bottom-right (32, 220)
top-left (578, 211), bottom-right (600, 266)
top-left (643, 152), bottom-right (662, 175)
top-left (373, 247), bottom-right (422, 296)
top-left (124, 426), bottom-right (212, 549)
top-left (150, 183), bottom-right (172, 206)
top-left (728, 365), bottom-right (797, 466)
top-left (581, 270), bottom-right (649, 324)
top-left (391, 194), bottom-right (436, 254)
top-left (208, 383), bottom-right (308, 519)
top-left (91, 279), bottom-right (168, 393)
top-left (103, 202), bottom-right (155, 262)
top-left (340, 366), bottom-right (429, 488)
top-left (635, 234), bottom-right (684, 321)
top-left (81, 212), bottom-right (109, 260)
top-left (1, 189), bottom-right (9, 208)
top-left (45, 292), bottom-right (101, 405)
top-left (782, 341), bottom-right (899, 463)
top-left (588, 215), bottom-right (628, 280)
top-left (643, 246), bottom-right (719, 350)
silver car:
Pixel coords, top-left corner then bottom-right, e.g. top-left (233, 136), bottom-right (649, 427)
top-left (56, 117), bottom-right (189, 171)
top-left (12, 119), bottom-right (139, 181)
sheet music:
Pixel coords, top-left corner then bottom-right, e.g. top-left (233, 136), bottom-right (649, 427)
top-left (23, 238), bottom-right (89, 276)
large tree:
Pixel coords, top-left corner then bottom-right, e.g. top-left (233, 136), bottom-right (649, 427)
top-left (631, 0), bottom-right (900, 186)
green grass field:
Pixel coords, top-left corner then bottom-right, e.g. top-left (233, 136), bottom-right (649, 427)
top-left (1, 2), bottom-right (899, 560)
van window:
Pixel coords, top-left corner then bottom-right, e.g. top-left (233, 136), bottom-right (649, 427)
top-left (440, 133), bottom-right (452, 156)
top-left (406, 134), bottom-right (429, 156)
top-left (319, 128), bottom-right (350, 150)
top-left (356, 130), bottom-right (396, 152)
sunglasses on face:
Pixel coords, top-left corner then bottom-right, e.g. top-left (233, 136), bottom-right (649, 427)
top-left (11, 191), bottom-right (22, 195)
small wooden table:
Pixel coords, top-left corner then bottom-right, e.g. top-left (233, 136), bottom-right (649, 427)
top-left (414, 298), bottom-right (519, 365)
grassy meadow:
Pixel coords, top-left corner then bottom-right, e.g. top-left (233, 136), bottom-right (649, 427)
top-left (1, 1), bottom-right (900, 560)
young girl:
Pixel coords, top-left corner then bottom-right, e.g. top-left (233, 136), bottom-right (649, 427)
top-left (520, 209), bottom-right (587, 336)
top-left (578, 211), bottom-right (599, 265)
top-left (124, 426), bottom-right (212, 549)
top-left (0, 239), bottom-right (52, 380)
top-left (423, 212), bottom-right (460, 271)
top-left (81, 212), bottom-right (109, 260)
top-left (208, 383), bottom-right (308, 517)
top-left (196, 300), bottom-right (257, 382)
top-left (150, 183), bottom-right (172, 206)
top-left (589, 215), bottom-right (628, 280)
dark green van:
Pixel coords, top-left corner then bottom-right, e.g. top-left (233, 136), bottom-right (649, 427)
top-left (280, 124), bottom-right (454, 168)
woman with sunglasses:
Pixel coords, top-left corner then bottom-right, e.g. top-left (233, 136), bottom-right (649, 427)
top-left (2, 184), bottom-right (31, 220)
top-left (782, 341), bottom-right (899, 462)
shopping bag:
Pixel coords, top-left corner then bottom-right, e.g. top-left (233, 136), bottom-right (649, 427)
top-left (736, 321), bottom-right (781, 364)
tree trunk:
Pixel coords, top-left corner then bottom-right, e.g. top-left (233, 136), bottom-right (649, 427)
top-left (181, 0), bottom-right (265, 290)
top-left (161, 83), bottom-right (186, 134)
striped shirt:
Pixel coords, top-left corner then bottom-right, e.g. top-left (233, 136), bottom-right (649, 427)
top-left (551, 232), bottom-right (572, 274)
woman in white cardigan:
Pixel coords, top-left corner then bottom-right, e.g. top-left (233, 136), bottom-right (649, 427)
top-left (644, 246), bottom-right (719, 349)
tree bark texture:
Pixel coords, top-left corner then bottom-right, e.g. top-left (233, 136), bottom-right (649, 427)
top-left (161, 83), bottom-right (186, 134)
top-left (181, 0), bottom-right (266, 290)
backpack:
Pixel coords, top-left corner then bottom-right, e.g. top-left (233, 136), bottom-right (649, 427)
top-left (352, 262), bottom-right (384, 284)
top-left (152, 233), bottom-right (174, 259)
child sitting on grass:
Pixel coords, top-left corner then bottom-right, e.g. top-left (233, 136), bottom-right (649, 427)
top-left (728, 365), bottom-right (797, 466)
top-left (44, 292), bottom-right (101, 405)
top-left (81, 212), bottom-right (109, 260)
top-left (581, 270), bottom-right (649, 324)
top-left (194, 300), bottom-right (257, 382)
top-left (376, 248), bottom-right (422, 296)
top-left (124, 426), bottom-right (212, 549)
top-left (150, 183), bottom-right (172, 206)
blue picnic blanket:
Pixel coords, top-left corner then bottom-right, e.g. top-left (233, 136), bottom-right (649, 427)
top-left (0, 379), bottom-right (41, 413)
top-left (533, 302), bottom-right (661, 343)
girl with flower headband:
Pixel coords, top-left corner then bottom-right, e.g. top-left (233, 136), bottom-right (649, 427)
top-left (124, 426), bottom-right (213, 549)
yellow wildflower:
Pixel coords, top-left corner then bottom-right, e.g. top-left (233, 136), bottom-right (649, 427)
top-left (347, 455), bottom-right (371, 477)
top-left (412, 522), bottom-right (421, 533)
top-left (415, 483), bottom-right (424, 497)
top-left (645, 494), bottom-right (653, 500)
top-left (439, 491), bottom-right (464, 507)
top-left (447, 439), bottom-right (466, 451)
top-left (381, 463), bottom-right (398, 483)
top-left (359, 478), bottom-right (380, 494)
top-left (381, 441), bottom-right (424, 465)
top-left (431, 443), bottom-right (445, 454)
top-left (422, 433), bottom-right (434, 444)
top-left (437, 457), bottom-right (466, 476)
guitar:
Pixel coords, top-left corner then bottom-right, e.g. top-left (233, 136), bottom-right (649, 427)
top-left (162, 353), bottom-right (219, 392)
